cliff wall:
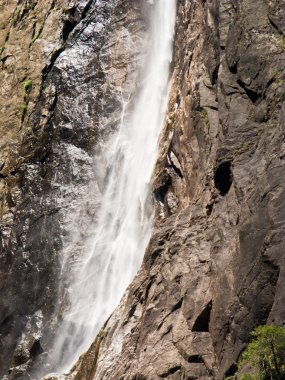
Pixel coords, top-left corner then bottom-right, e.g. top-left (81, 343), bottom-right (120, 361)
top-left (67, 1), bottom-right (285, 379)
top-left (0, 0), bottom-right (284, 379)
top-left (0, 0), bottom-right (148, 378)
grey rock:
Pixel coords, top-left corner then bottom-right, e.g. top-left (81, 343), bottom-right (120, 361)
top-left (0, 1), bottom-right (285, 380)
top-left (0, 0), bottom-right (149, 378)
top-left (67, 1), bottom-right (285, 379)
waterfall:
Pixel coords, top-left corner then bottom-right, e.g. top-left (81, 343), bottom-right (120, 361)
top-left (44, 0), bottom-right (176, 376)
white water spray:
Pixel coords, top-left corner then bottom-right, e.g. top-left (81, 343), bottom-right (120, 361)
top-left (46, 0), bottom-right (176, 375)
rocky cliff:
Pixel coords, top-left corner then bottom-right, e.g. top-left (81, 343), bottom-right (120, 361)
top-left (0, 0), bottom-right (148, 378)
top-left (1, 0), bottom-right (285, 379)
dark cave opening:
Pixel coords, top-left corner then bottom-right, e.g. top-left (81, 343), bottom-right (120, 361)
top-left (154, 178), bottom-right (171, 203)
top-left (214, 161), bottom-right (233, 196)
top-left (62, 19), bottom-right (77, 41)
top-left (188, 355), bottom-right (204, 363)
top-left (192, 301), bottom-right (212, 332)
top-left (29, 340), bottom-right (44, 358)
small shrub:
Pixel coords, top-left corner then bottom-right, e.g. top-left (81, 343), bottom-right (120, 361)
top-left (20, 79), bottom-right (33, 124)
top-left (240, 325), bottom-right (285, 380)
top-left (23, 79), bottom-right (33, 94)
top-left (21, 104), bottom-right (28, 112)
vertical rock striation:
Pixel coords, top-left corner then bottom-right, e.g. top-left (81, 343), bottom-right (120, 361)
top-left (0, 0), bottom-right (285, 379)
top-left (66, 1), bottom-right (285, 379)
top-left (0, 0), bottom-right (149, 378)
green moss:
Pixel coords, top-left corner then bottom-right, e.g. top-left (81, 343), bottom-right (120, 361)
top-left (11, 9), bottom-right (20, 25)
top-left (21, 104), bottom-right (28, 112)
top-left (240, 374), bottom-right (258, 380)
top-left (274, 70), bottom-right (285, 88)
top-left (23, 79), bottom-right (33, 94)
top-left (31, 22), bottom-right (45, 44)
top-left (233, 142), bottom-right (252, 157)
top-left (20, 79), bottom-right (33, 124)
top-left (20, 104), bottom-right (28, 121)
top-left (279, 35), bottom-right (285, 50)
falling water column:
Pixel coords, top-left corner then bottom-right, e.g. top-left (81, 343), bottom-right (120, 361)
top-left (40, 0), bottom-right (177, 377)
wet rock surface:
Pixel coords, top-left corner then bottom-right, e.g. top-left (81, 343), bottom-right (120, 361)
top-left (0, 0), bottom-right (148, 378)
top-left (66, 1), bottom-right (285, 379)
top-left (0, 0), bottom-right (285, 379)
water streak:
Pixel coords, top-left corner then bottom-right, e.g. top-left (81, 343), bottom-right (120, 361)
top-left (46, 0), bottom-right (176, 375)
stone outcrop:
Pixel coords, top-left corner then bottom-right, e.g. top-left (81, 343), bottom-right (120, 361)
top-left (64, 1), bottom-right (285, 379)
top-left (0, 0), bottom-right (148, 378)
top-left (1, 0), bottom-right (285, 379)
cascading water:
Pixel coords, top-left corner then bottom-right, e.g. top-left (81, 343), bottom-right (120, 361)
top-left (44, 0), bottom-right (176, 376)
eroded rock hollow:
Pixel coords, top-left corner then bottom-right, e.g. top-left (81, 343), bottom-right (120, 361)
top-left (0, 0), bottom-right (284, 379)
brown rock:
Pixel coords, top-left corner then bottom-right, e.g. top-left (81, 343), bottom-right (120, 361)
top-left (1, 0), bottom-right (285, 379)
top-left (67, 1), bottom-right (285, 379)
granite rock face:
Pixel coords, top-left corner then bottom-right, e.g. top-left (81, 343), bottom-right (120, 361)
top-left (1, 0), bottom-right (285, 379)
top-left (0, 0), bottom-right (148, 378)
top-left (65, 1), bottom-right (285, 379)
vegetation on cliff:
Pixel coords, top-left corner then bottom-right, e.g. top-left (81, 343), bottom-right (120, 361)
top-left (240, 326), bottom-right (285, 380)
top-left (226, 326), bottom-right (285, 380)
